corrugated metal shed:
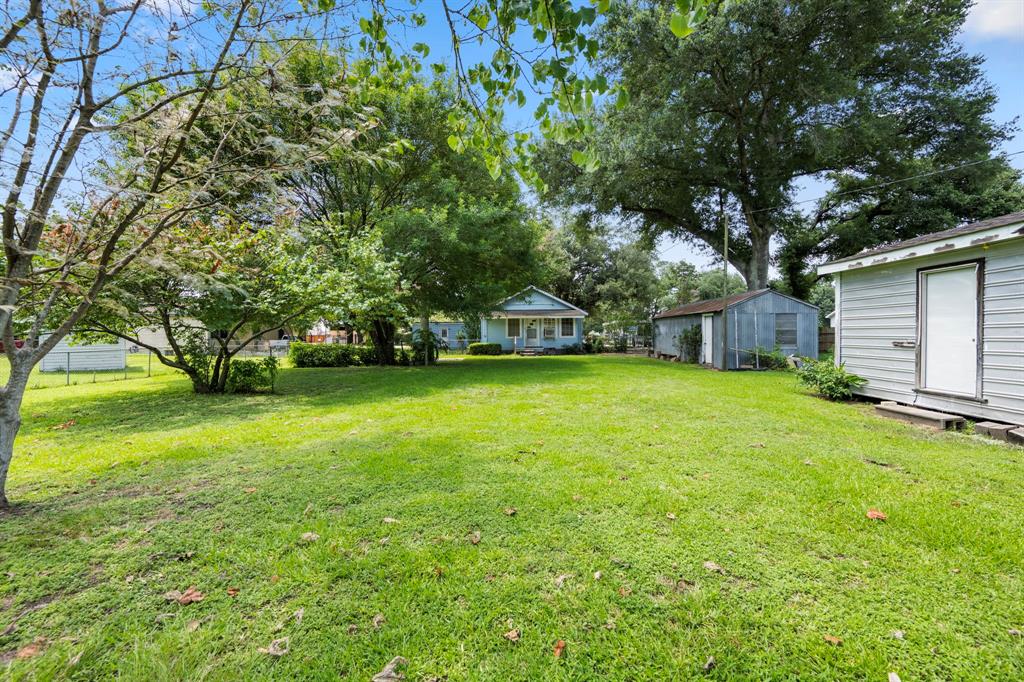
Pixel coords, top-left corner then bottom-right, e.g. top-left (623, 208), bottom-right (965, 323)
top-left (39, 336), bottom-right (127, 372)
top-left (653, 290), bottom-right (819, 369)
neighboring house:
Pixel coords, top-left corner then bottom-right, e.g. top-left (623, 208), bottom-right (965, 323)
top-left (480, 286), bottom-right (587, 352)
top-left (39, 335), bottom-right (127, 372)
top-left (653, 289), bottom-right (819, 369)
top-left (410, 319), bottom-right (469, 349)
top-left (818, 210), bottom-right (1024, 426)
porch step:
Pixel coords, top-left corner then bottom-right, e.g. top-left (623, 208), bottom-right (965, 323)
top-left (516, 348), bottom-right (544, 356)
top-left (975, 421), bottom-right (1017, 441)
top-left (875, 401), bottom-right (965, 430)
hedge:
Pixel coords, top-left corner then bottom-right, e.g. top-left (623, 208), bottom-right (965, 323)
top-left (289, 341), bottom-right (378, 367)
top-left (467, 342), bottom-right (502, 356)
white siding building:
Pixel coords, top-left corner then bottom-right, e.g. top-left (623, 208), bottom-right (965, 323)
top-left (39, 336), bottom-right (127, 372)
top-left (818, 211), bottom-right (1024, 426)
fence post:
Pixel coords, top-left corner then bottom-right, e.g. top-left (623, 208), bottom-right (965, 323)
top-left (66, 352), bottom-right (70, 386)
top-left (148, 351), bottom-right (152, 377)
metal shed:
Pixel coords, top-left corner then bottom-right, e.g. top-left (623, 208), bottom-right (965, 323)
top-left (653, 289), bottom-right (819, 369)
top-left (818, 210), bottom-right (1024, 426)
top-left (39, 335), bottom-right (127, 372)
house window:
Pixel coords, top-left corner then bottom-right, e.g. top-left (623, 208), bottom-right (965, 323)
top-left (506, 319), bottom-right (521, 337)
top-left (440, 327), bottom-right (449, 340)
top-left (775, 313), bottom-right (798, 346)
top-left (560, 318), bottom-right (574, 337)
top-left (543, 319), bottom-right (556, 340)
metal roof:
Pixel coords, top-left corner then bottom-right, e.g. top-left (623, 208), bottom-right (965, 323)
top-left (821, 210), bottom-right (1024, 268)
top-left (654, 289), bottom-right (769, 319)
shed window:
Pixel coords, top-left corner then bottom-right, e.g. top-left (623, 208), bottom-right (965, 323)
top-left (560, 318), bottom-right (574, 336)
top-left (775, 313), bottom-right (797, 346)
top-left (440, 327), bottom-right (449, 339)
top-left (506, 319), bottom-right (521, 337)
top-left (543, 318), bottom-right (556, 340)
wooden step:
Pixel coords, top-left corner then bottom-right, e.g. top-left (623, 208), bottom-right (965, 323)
top-left (875, 401), bottom-right (965, 430)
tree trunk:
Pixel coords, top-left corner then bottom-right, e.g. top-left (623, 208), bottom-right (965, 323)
top-left (368, 319), bottom-right (396, 365)
top-left (0, 361), bottom-right (31, 510)
top-left (746, 231), bottom-right (771, 290)
top-left (420, 312), bottom-right (430, 367)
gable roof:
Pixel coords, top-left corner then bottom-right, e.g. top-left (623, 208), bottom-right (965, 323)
top-left (655, 289), bottom-right (768, 318)
top-left (493, 285), bottom-right (588, 316)
top-left (818, 211), bottom-right (1024, 275)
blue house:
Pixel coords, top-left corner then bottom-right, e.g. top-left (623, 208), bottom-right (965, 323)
top-left (410, 319), bottom-right (468, 349)
top-left (480, 286), bottom-right (587, 353)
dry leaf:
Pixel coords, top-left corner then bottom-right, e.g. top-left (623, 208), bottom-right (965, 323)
top-left (803, 459), bottom-right (814, 466)
top-left (379, 536), bottom-right (390, 545)
top-left (553, 639), bottom-right (566, 658)
top-left (888, 674), bottom-right (902, 682)
top-left (177, 586), bottom-right (204, 605)
top-left (572, 494), bottom-right (582, 501)
top-left (383, 517), bottom-right (398, 524)
top-left (293, 608), bottom-right (304, 624)
top-left (186, 619), bottom-right (201, 632)
top-left (823, 634), bottom-right (843, 646)
top-left (503, 507), bottom-right (517, 516)
top-left (666, 512), bottom-right (677, 521)
top-left (372, 613), bottom-right (386, 630)
top-left (226, 587), bottom-right (240, 597)
top-left (16, 636), bottom-right (47, 659)
top-left (750, 442), bottom-right (765, 448)
top-left (504, 628), bottom-right (521, 642)
top-left (593, 571), bottom-right (602, 581)
top-left (259, 637), bottom-right (289, 656)
top-left (618, 585), bottom-right (632, 597)
top-left (1010, 629), bottom-right (1023, 637)
top-left (555, 574), bottom-right (571, 588)
top-left (164, 590), bottom-right (183, 602)
top-left (67, 650), bottom-right (83, 667)
top-left (270, 574), bottom-right (280, 583)
top-left (703, 656), bottom-right (716, 672)
top-left (372, 656), bottom-right (408, 682)
top-left (603, 620), bottom-right (615, 630)
top-left (301, 532), bottom-right (320, 543)
top-left (347, 624), bottom-right (359, 635)
top-left (303, 502), bottom-right (313, 516)
top-left (53, 419), bottom-right (75, 430)
top-left (866, 509), bottom-right (888, 521)
top-left (469, 531), bottom-right (481, 545)
top-left (243, 487), bottom-right (257, 494)
top-left (703, 561), bottom-right (724, 574)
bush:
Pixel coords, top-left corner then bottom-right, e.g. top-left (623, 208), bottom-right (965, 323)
top-left (613, 336), bottom-right (628, 353)
top-left (289, 341), bottom-right (374, 367)
top-left (796, 359), bottom-right (866, 401)
top-left (677, 326), bottom-right (702, 362)
top-left (411, 329), bottom-right (449, 365)
top-left (752, 345), bottom-right (789, 370)
top-left (583, 337), bottom-right (605, 354)
top-left (560, 343), bottom-right (584, 355)
top-left (226, 357), bottom-right (277, 393)
top-left (467, 342), bottom-right (502, 356)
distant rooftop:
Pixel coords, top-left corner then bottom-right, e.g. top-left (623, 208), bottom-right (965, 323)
top-left (654, 289), bottom-right (768, 319)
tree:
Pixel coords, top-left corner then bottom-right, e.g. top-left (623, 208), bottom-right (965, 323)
top-left (537, 0), bottom-right (1021, 293)
top-left (80, 219), bottom-right (331, 393)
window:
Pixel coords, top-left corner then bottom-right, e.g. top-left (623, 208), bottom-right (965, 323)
top-left (543, 318), bottom-right (556, 340)
top-left (775, 313), bottom-right (797, 346)
top-left (506, 319), bottom-right (521, 337)
top-left (440, 327), bottom-right (449, 339)
top-left (560, 318), bottom-right (574, 337)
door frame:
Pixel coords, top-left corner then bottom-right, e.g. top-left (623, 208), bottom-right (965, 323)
top-left (915, 258), bottom-right (985, 401)
top-left (524, 318), bottom-right (541, 347)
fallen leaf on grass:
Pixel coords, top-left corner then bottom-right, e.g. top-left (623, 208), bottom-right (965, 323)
top-left (347, 624), bottom-right (358, 635)
top-left (803, 459), bottom-right (814, 466)
top-left (186, 619), bottom-right (201, 632)
top-left (372, 613), bottom-right (386, 630)
top-left (303, 502), bottom-right (313, 516)
top-left (270, 574), bottom-right (280, 583)
top-left (703, 561), bottom-right (724, 574)
top-left (554, 574), bottom-right (572, 588)
top-left (666, 512), bottom-right (677, 521)
top-left (618, 585), bottom-right (632, 597)
top-left (372, 656), bottom-right (408, 682)
top-left (503, 507), bottom-right (517, 516)
top-left (823, 634), bottom-right (843, 646)
top-left (301, 532), bottom-right (320, 543)
top-left (866, 509), bottom-right (888, 521)
top-left (165, 586), bottom-right (204, 605)
top-left (572, 494), bottom-right (582, 501)
top-left (383, 517), bottom-right (398, 524)
top-left (702, 656), bottom-right (716, 672)
top-left (16, 636), bottom-right (47, 659)
top-left (593, 571), bottom-right (602, 581)
top-left (552, 639), bottom-right (566, 658)
top-left (259, 637), bottom-right (289, 657)
top-left (243, 487), bottom-right (257, 494)
top-left (1010, 629), bottom-right (1023, 637)
top-left (469, 531), bottom-right (481, 545)
top-left (749, 442), bottom-right (765, 448)
top-left (52, 419), bottom-right (75, 430)
top-left (888, 674), bottom-right (902, 682)
top-left (504, 628), bottom-right (521, 642)
top-left (226, 587), bottom-right (240, 598)
top-left (67, 650), bottom-right (83, 667)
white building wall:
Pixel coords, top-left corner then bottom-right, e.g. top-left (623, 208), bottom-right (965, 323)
top-left (39, 336), bottom-right (127, 372)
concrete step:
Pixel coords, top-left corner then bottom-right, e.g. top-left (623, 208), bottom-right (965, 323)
top-left (875, 401), bottom-right (965, 430)
top-left (1008, 428), bottom-right (1024, 446)
top-left (975, 421), bottom-right (1017, 441)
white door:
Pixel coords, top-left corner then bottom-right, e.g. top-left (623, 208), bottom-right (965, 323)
top-left (701, 314), bottom-right (714, 364)
top-left (921, 264), bottom-right (979, 396)
top-left (525, 319), bottom-right (540, 346)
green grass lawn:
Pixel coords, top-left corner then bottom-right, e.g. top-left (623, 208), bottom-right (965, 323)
top-left (2, 356), bottom-right (1023, 680)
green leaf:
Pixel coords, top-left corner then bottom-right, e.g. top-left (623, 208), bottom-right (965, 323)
top-left (670, 12), bottom-right (694, 38)
top-left (596, 0), bottom-right (611, 13)
top-left (571, 149), bottom-right (589, 166)
top-left (447, 135), bottom-right (461, 152)
top-left (413, 42), bottom-right (430, 57)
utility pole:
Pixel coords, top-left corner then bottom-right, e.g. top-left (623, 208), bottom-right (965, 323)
top-left (721, 212), bottom-right (729, 371)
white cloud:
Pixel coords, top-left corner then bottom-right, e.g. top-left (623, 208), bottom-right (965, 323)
top-left (965, 0), bottom-right (1024, 40)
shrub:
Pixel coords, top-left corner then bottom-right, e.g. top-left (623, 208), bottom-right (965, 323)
top-left (583, 337), bottom-right (605, 354)
top-left (752, 345), bottom-right (789, 370)
top-left (560, 343), bottom-right (584, 355)
top-left (796, 359), bottom-right (866, 401)
top-left (678, 326), bottom-right (702, 362)
top-left (411, 329), bottom-right (449, 364)
top-left (612, 336), bottom-right (628, 353)
top-left (467, 342), bottom-right (502, 356)
top-left (289, 341), bottom-right (373, 367)
top-left (226, 357), bottom-right (277, 393)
